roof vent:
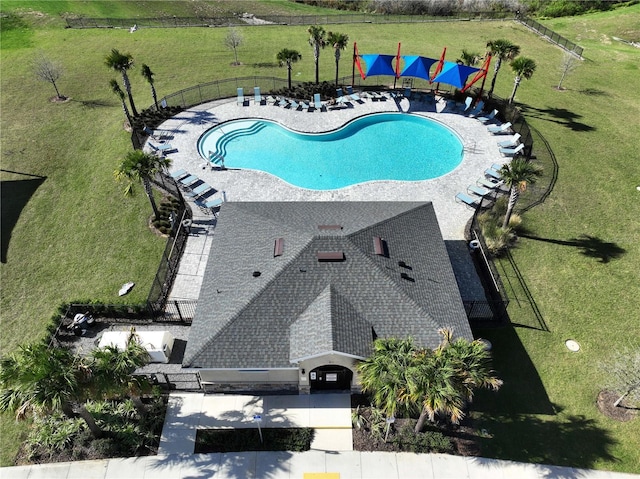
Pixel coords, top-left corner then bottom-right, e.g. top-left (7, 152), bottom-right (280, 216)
top-left (373, 236), bottom-right (388, 257)
top-left (274, 238), bottom-right (284, 257)
top-left (317, 251), bottom-right (345, 262)
top-left (252, 271), bottom-right (261, 278)
top-left (318, 224), bottom-right (343, 230)
top-left (400, 272), bottom-right (415, 282)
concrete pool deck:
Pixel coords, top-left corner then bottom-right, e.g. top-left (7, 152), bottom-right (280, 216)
top-left (151, 95), bottom-right (508, 241)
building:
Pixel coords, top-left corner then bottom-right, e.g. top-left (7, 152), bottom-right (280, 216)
top-left (183, 202), bottom-right (473, 393)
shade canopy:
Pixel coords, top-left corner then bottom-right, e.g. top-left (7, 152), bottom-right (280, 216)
top-left (431, 61), bottom-right (481, 88)
top-left (400, 55), bottom-right (438, 80)
top-left (360, 54), bottom-right (396, 77)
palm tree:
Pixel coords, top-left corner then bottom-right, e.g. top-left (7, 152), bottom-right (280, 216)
top-left (114, 150), bottom-right (171, 221)
top-left (498, 158), bottom-right (543, 229)
top-left (358, 337), bottom-right (420, 419)
top-left (327, 31), bottom-right (349, 86)
top-left (277, 48), bottom-right (302, 90)
top-left (308, 25), bottom-right (327, 85)
top-left (0, 344), bottom-right (103, 438)
top-left (508, 57), bottom-right (537, 104)
top-left (485, 39), bottom-right (520, 98)
top-left (90, 329), bottom-right (150, 414)
top-left (458, 49), bottom-right (481, 66)
top-left (141, 64), bottom-right (158, 110)
top-left (109, 79), bottom-right (133, 127)
top-left (413, 329), bottom-right (502, 432)
top-left (105, 49), bottom-right (138, 116)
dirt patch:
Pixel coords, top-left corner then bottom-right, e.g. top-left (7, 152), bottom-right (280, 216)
top-left (50, 95), bottom-right (71, 103)
top-left (597, 390), bottom-right (638, 422)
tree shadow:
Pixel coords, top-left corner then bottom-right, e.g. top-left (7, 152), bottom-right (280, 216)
top-left (0, 170), bottom-right (47, 263)
top-left (71, 98), bottom-right (112, 108)
top-left (576, 88), bottom-right (610, 96)
top-left (519, 233), bottom-right (626, 264)
top-left (471, 328), bottom-right (618, 470)
top-left (518, 104), bottom-right (595, 132)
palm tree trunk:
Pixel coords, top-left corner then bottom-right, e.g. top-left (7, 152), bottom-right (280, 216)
top-left (502, 187), bottom-right (520, 229)
top-left (414, 408), bottom-right (430, 434)
top-left (287, 64), bottom-right (292, 90)
top-left (120, 99), bottom-right (133, 128)
top-left (121, 70), bottom-right (139, 117)
top-left (335, 57), bottom-right (339, 86)
top-left (77, 404), bottom-right (104, 439)
top-left (314, 47), bottom-right (320, 84)
top-left (488, 59), bottom-right (502, 98)
top-left (143, 177), bottom-right (160, 220)
top-left (509, 76), bottom-right (521, 104)
top-left (150, 84), bottom-right (158, 111)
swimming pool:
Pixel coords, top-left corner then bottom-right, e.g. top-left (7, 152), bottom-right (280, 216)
top-left (197, 112), bottom-right (463, 190)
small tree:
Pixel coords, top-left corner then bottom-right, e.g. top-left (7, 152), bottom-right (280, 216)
top-left (33, 53), bottom-right (65, 100)
top-left (601, 346), bottom-right (640, 408)
top-left (498, 158), bottom-right (543, 229)
top-left (277, 48), bottom-right (302, 90)
top-left (114, 150), bottom-right (172, 221)
top-left (141, 64), bottom-right (158, 110)
top-left (224, 28), bottom-right (244, 66)
top-left (327, 31), bottom-right (349, 86)
top-left (557, 52), bottom-right (580, 90)
top-left (457, 49), bottom-right (481, 67)
top-left (508, 56), bottom-right (537, 104)
top-left (109, 79), bottom-right (133, 128)
top-left (308, 25), bottom-right (327, 85)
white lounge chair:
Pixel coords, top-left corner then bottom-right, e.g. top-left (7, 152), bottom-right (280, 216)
top-left (487, 122), bottom-right (513, 134)
top-left (497, 133), bottom-right (521, 148)
top-left (254, 87), bottom-right (265, 105)
top-left (237, 87), bottom-right (245, 106)
top-left (477, 109), bottom-right (498, 124)
top-left (485, 168), bottom-right (502, 181)
top-left (500, 143), bottom-right (525, 156)
top-left (466, 100), bottom-right (485, 117)
top-left (467, 185), bottom-right (492, 197)
top-left (477, 178), bottom-right (504, 189)
top-left (455, 192), bottom-right (481, 208)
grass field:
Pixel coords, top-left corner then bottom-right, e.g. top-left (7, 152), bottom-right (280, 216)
top-left (1, 0), bottom-right (639, 472)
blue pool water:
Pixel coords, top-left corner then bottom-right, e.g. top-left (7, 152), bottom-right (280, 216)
top-left (197, 112), bottom-right (463, 190)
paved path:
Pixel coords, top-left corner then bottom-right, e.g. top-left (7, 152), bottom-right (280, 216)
top-left (3, 451), bottom-right (638, 478)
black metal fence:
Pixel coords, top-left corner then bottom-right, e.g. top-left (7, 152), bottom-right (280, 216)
top-left (64, 11), bottom-right (516, 29)
top-left (518, 17), bottom-right (584, 57)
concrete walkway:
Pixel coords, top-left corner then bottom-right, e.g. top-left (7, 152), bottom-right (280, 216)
top-left (158, 393), bottom-right (353, 455)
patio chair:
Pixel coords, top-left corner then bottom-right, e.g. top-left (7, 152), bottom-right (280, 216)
top-left (467, 184), bottom-right (492, 197)
top-left (195, 197), bottom-right (223, 215)
top-left (484, 168), bottom-right (502, 181)
top-left (148, 142), bottom-right (175, 155)
top-left (455, 192), bottom-right (481, 208)
top-left (179, 174), bottom-right (199, 188)
top-left (298, 101), bottom-right (309, 111)
top-left (312, 93), bottom-right (324, 111)
top-left (466, 100), bottom-right (485, 117)
top-left (336, 88), bottom-right (348, 103)
top-left (477, 178), bottom-right (504, 189)
top-left (477, 109), bottom-right (498, 124)
top-left (457, 96), bottom-right (473, 113)
top-left (237, 87), bottom-right (244, 106)
top-left (184, 182), bottom-right (214, 198)
top-left (254, 87), bottom-right (266, 105)
top-left (487, 122), bottom-right (513, 134)
top-left (499, 143), bottom-right (525, 157)
top-left (497, 133), bottom-right (521, 148)
top-left (170, 169), bottom-right (188, 180)
top-left (143, 126), bottom-right (172, 140)
top-left (288, 100), bottom-right (299, 110)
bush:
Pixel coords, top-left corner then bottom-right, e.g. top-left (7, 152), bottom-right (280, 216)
top-left (195, 428), bottom-right (314, 453)
top-left (391, 423), bottom-right (453, 453)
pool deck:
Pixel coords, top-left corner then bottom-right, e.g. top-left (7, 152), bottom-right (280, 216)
top-left (151, 95), bottom-right (507, 241)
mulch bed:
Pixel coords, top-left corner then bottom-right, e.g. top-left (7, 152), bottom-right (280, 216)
top-left (597, 390), bottom-right (638, 422)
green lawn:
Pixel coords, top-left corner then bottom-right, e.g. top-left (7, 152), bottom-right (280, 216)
top-left (1, 1), bottom-right (639, 471)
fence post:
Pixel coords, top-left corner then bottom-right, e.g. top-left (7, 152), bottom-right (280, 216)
top-left (174, 300), bottom-right (185, 322)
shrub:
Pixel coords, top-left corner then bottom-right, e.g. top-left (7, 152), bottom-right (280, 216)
top-left (195, 428), bottom-right (314, 453)
top-left (25, 413), bottom-right (85, 460)
top-left (391, 423), bottom-right (454, 453)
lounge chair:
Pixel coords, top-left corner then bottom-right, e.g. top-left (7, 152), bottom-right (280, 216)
top-left (143, 126), bottom-right (172, 140)
top-left (497, 133), bottom-right (521, 148)
top-left (179, 174), bottom-right (199, 187)
top-left (487, 122), bottom-right (512, 134)
top-left (170, 169), bottom-right (188, 180)
top-left (467, 185), bottom-right (492, 197)
top-left (336, 88), bottom-right (348, 104)
top-left (457, 96), bottom-right (473, 113)
top-left (298, 101), bottom-right (309, 111)
top-left (477, 109), bottom-right (498, 124)
top-left (278, 97), bottom-right (289, 108)
top-left (184, 182), bottom-right (213, 198)
top-left (237, 87), bottom-right (245, 106)
top-left (254, 87), bottom-right (265, 105)
top-left (148, 142), bottom-right (175, 155)
top-left (466, 100), bottom-right (485, 117)
top-left (289, 100), bottom-right (299, 110)
top-left (484, 168), bottom-right (502, 181)
top-left (477, 178), bottom-right (503, 189)
top-left (312, 93), bottom-right (324, 111)
top-left (345, 86), bottom-right (362, 102)
top-left (455, 192), bottom-right (481, 208)
top-left (195, 197), bottom-right (223, 215)
top-left (499, 143), bottom-right (525, 156)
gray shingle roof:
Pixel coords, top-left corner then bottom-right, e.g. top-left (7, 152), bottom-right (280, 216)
top-left (183, 202), bottom-right (472, 369)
